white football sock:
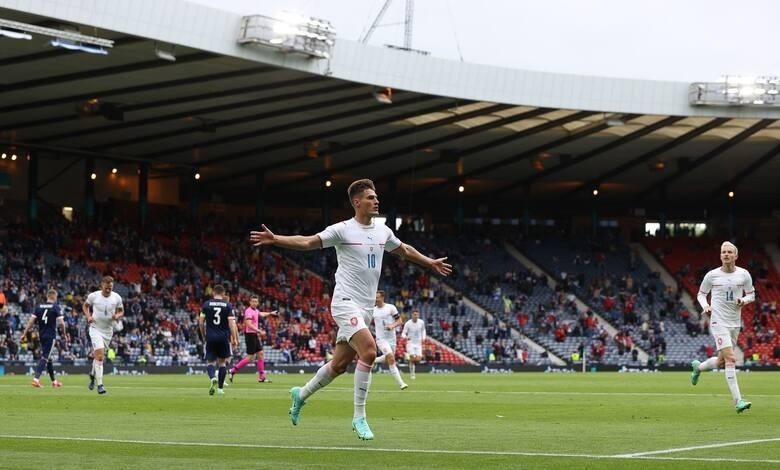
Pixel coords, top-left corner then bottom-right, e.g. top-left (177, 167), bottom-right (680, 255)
top-left (94, 359), bottom-right (104, 386)
top-left (724, 364), bottom-right (741, 403)
top-left (373, 355), bottom-right (386, 365)
top-left (300, 362), bottom-right (336, 400)
top-left (698, 356), bottom-right (719, 371)
top-left (353, 360), bottom-right (372, 419)
top-left (389, 363), bottom-right (405, 386)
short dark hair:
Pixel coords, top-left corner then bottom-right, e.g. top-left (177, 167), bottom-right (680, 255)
top-left (347, 179), bottom-right (375, 203)
top-left (101, 276), bottom-right (114, 285)
top-left (250, 295), bottom-right (259, 301)
top-left (376, 290), bottom-right (385, 297)
top-left (213, 284), bottom-right (225, 295)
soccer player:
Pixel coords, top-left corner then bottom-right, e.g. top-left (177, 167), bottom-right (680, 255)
top-left (250, 178), bottom-right (451, 440)
top-left (690, 241), bottom-right (754, 413)
top-left (372, 290), bottom-right (407, 389)
top-left (199, 284), bottom-right (239, 396)
top-left (20, 288), bottom-right (68, 388)
top-left (402, 309), bottom-right (426, 380)
top-left (84, 276), bottom-right (123, 395)
top-left (228, 295), bottom-right (277, 383)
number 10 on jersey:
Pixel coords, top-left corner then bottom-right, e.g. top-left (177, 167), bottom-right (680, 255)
top-left (367, 253), bottom-right (376, 268)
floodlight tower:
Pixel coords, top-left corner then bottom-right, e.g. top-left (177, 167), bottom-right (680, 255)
top-left (360, 0), bottom-right (415, 50)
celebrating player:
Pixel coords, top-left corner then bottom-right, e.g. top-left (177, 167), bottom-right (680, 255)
top-left (372, 290), bottom-right (407, 389)
top-left (249, 178), bottom-right (451, 440)
top-left (84, 276), bottom-right (123, 395)
top-left (690, 241), bottom-right (754, 413)
top-left (402, 309), bottom-right (426, 380)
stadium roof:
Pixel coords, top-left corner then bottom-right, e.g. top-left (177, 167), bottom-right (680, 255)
top-left (1, 1), bottom-right (779, 215)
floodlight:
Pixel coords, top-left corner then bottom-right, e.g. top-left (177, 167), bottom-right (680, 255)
top-left (238, 13), bottom-right (336, 59)
top-left (690, 75), bottom-right (779, 107)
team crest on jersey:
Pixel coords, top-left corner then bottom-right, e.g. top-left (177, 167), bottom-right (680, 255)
top-left (350, 316), bottom-right (358, 326)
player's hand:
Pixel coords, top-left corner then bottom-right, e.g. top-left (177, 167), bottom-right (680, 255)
top-left (385, 325), bottom-right (393, 330)
top-left (87, 316), bottom-right (94, 324)
top-left (702, 306), bottom-right (712, 315)
top-left (250, 224), bottom-right (275, 247)
top-left (430, 257), bottom-right (453, 276)
top-left (736, 298), bottom-right (743, 306)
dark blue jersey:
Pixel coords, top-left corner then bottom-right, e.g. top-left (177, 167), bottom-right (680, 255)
top-left (33, 303), bottom-right (61, 339)
top-left (201, 299), bottom-right (234, 341)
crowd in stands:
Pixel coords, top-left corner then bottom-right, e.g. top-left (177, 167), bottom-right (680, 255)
top-left (1, 212), bottom-right (778, 367)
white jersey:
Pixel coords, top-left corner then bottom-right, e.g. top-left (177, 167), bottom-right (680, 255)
top-left (402, 318), bottom-right (426, 344)
top-left (318, 218), bottom-right (402, 308)
top-left (373, 303), bottom-right (400, 344)
top-left (86, 290), bottom-right (124, 335)
top-left (698, 267), bottom-right (754, 329)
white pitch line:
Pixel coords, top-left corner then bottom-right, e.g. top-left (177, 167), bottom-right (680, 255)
top-left (0, 434), bottom-right (778, 464)
top-left (615, 437), bottom-right (780, 457)
top-left (0, 383), bottom-right (777, 398)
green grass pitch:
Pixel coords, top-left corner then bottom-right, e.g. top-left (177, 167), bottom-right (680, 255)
top-left (0, 370), bottom-right (777, 469)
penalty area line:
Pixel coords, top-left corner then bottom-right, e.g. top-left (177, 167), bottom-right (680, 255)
top-left (0, 434), bottom-right (778, 464)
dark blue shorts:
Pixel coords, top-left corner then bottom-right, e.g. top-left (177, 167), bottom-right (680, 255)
top-left (40, 337), bottom-right (55, 359)
top-left (205, 339), bottom-right (232, 361)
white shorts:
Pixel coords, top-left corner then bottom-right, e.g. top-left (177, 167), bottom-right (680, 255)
top-left (406, 341), bottom-right (423, 358)
top-left (331, 300), bottom-right (372, 344)
top-left (710, 323), bottom-right (740, 351)
top-left (89, 326), bottom-right (112, 351)
top-left (376, 338), bottom-right (396, 356)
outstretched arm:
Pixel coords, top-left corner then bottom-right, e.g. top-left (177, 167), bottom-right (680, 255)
top-left (250, 224), bottom-right (322, 251)
top-left (392, 243), bottom-right (452, 277)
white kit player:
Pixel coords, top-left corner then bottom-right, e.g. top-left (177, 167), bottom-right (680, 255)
top-left (83, 276), bottom-right (124, 395)
top-left (690, 241), bottom-right (754, 413)
top-left (372, 290), bottom-right (407, 390)
top-left (402, 309), bottom-right (426, 380)
top-left (250, 178), bottom-right (451, 441)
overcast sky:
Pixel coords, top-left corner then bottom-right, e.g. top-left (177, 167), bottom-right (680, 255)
top-left (189, 0), bottom-right (778, 82)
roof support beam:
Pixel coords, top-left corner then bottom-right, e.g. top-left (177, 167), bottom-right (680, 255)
top-left (633, 119), bottom-right (774, 202)
top-left (709, 142), bottom-right (780, 199)
top-left (562, 117), bottom-right (731, 199)
top-left (264, 107), bottom-right (553, 190)
top-left (494, 115), bottom-right (680, 195)
top-left (414, 111), bottom-right (603, 196)
top-left (198, 97), bottom-right (470, 183)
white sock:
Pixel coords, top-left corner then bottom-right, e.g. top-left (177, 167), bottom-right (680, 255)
top-left (373, 355), bottom-right (386, 365)
top-left (300, 363), bottom-right (336, 400)
top-left (389, 363), bottom-right (405, 386)
top-left (410, 362), bottom-right (415, 376)
top-left (698, 356), bottom-right (719, 371)
top-left (94, 359), bottom-right (104, 386)
top-left (724, 364), bottom-right (741, 403)
top-left (353, 361), bottom-right (372, 419)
